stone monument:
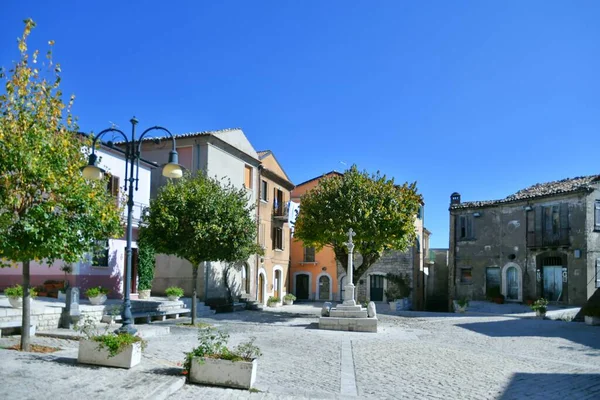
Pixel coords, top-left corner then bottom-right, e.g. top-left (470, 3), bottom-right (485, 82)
top-left (59, 287), bottom-right (81, 329)
top-left (318, 229), bottom-right (377, 332)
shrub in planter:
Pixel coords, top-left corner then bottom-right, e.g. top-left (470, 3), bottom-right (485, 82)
top-left (165, 286), bottom-right (184, 301)
top-left (283, 293), bottom-right (296, 305)
top-left (582, 305), bottom-right (600, 326)
top-left (267, 296), bottom-right (280, 307)
top-left (455, 297), bottom-right (469, 313)
top-left (85, 286), bottom-right (109, 305)
top-left (530, 298), bottom-right (549, 318)
top-left (184, 329), bottom-right (261, 389)
top-left (76, 316), bottom-right (147, 369)
top-left (4, 284), bottom-right (37, 308)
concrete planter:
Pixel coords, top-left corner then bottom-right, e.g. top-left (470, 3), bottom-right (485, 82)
top-left (78, 339), bottom-right (142, 369)
top-left (535, 310), bottom-right (546, 319)
top-left (8, 296), bottom-right (24, 309)
top-left (89, 295), bottom-right (107, 305)
top-left (167, 295), bottom-right (180, 301)
top-left (453, 301), bottom-right (468, 313)
top-left (283, 299), bottom-right (294, 305)
top-left (585, 316), bottom-right (600, 326)
top-left (267, 302), bottom-right (280, 308)
top-left (389, 301), bottom-right (397, 311)
top-left (189, 357), bottom-right (257, 389)
top-left (138, 289), bottom-right (151, 300)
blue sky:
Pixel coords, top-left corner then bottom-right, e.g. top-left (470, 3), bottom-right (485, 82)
top-left (2, 1), bottom-right (599, 248)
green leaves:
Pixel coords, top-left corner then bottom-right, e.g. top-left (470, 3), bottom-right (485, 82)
top-left (294, 165), bottom-right (422, 283)
top-left (0, 21), bottom-right (123, 265)
top-left (140, 174), bottom-right (260, 267)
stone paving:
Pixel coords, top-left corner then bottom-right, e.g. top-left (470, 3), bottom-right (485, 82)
top-left (1, 303), bottom-right (599, 399)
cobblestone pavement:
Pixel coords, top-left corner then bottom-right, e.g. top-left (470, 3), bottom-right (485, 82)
top-left (1, 305), bottom-right (599, 399)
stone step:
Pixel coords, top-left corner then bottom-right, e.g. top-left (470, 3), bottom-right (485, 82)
top-left (329, 309), bottom-right (368, 318)
top-left (319, 317), bottom-right (377, 333)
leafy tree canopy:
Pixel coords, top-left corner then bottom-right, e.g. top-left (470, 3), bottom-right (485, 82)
top-left (140, 174), bottom-right (261, 267)
top-left (294, 165), bottom-right (422, 284)
top-left (0, 19), bottom-right (123, 266)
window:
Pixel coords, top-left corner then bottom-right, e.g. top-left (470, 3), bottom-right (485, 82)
top-left (457, 215), bottom-right (474, 240)
top-left (596, 258), bottom-right (600, 288)
top-left (460, 268), bottom-right (473, 284)
top-left (273, 188), bottom-right (284, 215)
top-left (416, 234), bottom-right (421, 253)
top-left (272, 227), bottom-right (283, 250)
top-left (260, 180), bottom-right (268, 201)
top-left (92, 240), bottom-right (109, 267)
top-left (528, 204), bottom-right (569, 247)
top-left (595, 200), bottom-right (600, 231)
top-left (107, 175), bottom-right (120, 205)
top-left (304, 247), bottom-right (315, 262)
top-left (417, 205), bottom-right (423, 219)
top-left (244, 165), bottom-right (253, 189)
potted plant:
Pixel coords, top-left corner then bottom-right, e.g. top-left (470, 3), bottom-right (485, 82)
top-left (76, 315), bottom-right (146, 369)
top-left (137, 241), bottom-right (155, 300)
top-left (283, 293), bottom-right (296, 305)
top-left (165, 286), bottom-right (184, 301)
top-left (86, 286), bottom-right (109, 305)
top-left (184, 329), bottom-right (261, 389)
top-left (385, 287), bottom-right (401, 311)
top-left (454, 297), bottom-right (469, 313)
top-left (4, 284), bottom-right (37, 308)
top-left (530, 298), bottom-right (549, 318)
top-left (582, 305), bottom-right (600, 326)
top-left (386, 273), bottom-right (412, 311)
top-left (267, 296), bottom-right (280, 307)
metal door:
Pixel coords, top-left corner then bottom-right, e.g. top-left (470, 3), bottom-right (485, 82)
top-left (318, 276), bottom-right (330, 300)
top-left (506, 266), bottom-right (519, 300)
top-left (543, 266), bottom-right (563, 301)
top-left (370, 275), bottom-right (384, 301)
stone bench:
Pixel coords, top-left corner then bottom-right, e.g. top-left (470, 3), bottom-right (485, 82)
top-left (102, 308), bottom-right (192, 324)
top-left (0, 321), bottom-right (36, 338)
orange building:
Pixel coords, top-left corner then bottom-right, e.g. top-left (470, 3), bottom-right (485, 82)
top-left (290, 172), bottom-right (343, 301)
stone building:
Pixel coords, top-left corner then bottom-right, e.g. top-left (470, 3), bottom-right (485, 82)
top-left (424, 248), bottom-right (449, 311)
top-left (255, 150), bottom-right (294, 305)
top-left (448, 175), bottom-right (600, 308)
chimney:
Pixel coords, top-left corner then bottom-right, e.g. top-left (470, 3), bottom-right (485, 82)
top-left (450, 192), bottom-right (461, 205)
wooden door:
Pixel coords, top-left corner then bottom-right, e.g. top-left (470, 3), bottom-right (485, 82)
top-left (296, 274), bottom-right (309, 300)
top-left (258, 274), bottom-right (265, 303)
top-left (370, 275), bottom-right (384, 301)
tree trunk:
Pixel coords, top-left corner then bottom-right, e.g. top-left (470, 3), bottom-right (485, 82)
top-left (21, 260), bottom-right (31, 351)
top-left (192, 266), bottom-right (198, 325)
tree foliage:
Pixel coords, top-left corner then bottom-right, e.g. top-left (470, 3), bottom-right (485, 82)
top-left (139, 174), bottom-right (261, 322)
top-left (294, 165), bottom-right (422, 284)
top-left (0, 20), bottom-right (123, 350)
top-left (137, 239), bottom-right (155, 291)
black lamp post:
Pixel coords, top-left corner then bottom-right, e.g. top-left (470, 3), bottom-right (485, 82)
top-left (82, 117), bottom-right (183, 334)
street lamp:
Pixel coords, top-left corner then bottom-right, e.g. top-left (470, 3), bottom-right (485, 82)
top-left (82, 117), bottom-right (183, 334)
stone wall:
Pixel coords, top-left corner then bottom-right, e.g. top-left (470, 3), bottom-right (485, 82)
top-left (425, 249), bottom-right (449, 311)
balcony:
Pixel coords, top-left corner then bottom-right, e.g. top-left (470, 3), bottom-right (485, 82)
top-left (273, 201), bottom-right (288, 221)
top-left (120, 201), bottom-right (149, 227)
top-left (527, 229), bottom-right (570, 248)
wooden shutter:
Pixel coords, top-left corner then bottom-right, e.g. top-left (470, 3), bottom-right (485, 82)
top-left (595, 201), bottom-right (600, 230)
top-left (272, 227), bottom-right (276, 249)
top-left (559, 203), bottom-right (569, 245)
top-left (534, 206), bottom-right (543, 246)
top-left (596, 258), bottom-right (600, 288)
top-left (244, 166), bottom-right (252, 188)
top-left (466, 216), bottom-right (473, 239)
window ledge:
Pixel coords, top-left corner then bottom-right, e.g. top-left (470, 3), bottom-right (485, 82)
top-left (274, 249), bottom-right (283, 252)
top-left (299, 262), bottom-right (317, 265)
top-left (260, 199), bottom-right (268, 204)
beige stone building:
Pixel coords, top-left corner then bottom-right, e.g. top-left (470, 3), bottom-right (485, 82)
top-left (255, 150), bottom-right (295, 305)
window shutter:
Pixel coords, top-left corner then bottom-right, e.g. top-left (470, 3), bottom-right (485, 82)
top-left (595, 201), bottom-right (600, 230)
top-left (466, 216), bottom-right (473, 239)
top-left (534, 206), bottom-right (543, 246)
top-left (559, 203), bottom-right (569, 244)
top-left (272, 227), bottom-right (276, 249)
top-left (596, 258), bottom-right (600, 288)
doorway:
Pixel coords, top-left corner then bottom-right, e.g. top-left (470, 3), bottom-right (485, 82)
top-left (318, 275), bottom-right (331, 300)
top-left (370, 275), bottom-right (384, 301)
top-left (258, 273), bottom-right (265, 304)
top-left (274, 269), bottom-right (281, 299)
top-left (295, 274), bottom-right (310, 300)
top-left (543, 266), bottom-right (564, 301)
top-left (506, 266), bottom-right (519, 300)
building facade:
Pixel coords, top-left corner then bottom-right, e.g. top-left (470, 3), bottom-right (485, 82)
top-left (0, 144), bottom-right (154, 299)
top-left (290, 172), bottom-right (342, 301)
top-left (255, 150), bottom-right (294, 305)
top-left (136, 128), bottom-right (260, 301)
top-left (448, 175), bottom-right (600, 308)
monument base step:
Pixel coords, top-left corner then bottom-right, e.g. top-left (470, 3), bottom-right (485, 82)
top-left (334, 305), bottom-right (363, 312)
top-left (329, 309), bottom-right (368, 318)
top-left (318, 317), bottom-right (377, 333)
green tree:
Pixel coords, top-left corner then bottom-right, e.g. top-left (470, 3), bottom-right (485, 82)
top-left (140, 174), bottom-right (261, 324)
top-left (0, 20), bottom-right (123, 350)
top-left (294, 165), bottom-right (422, 285)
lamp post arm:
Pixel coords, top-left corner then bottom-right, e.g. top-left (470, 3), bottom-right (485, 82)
top-left (136, 126), bottom-right (177, 154)
top-left (89, 128), bottom-right (129, 152)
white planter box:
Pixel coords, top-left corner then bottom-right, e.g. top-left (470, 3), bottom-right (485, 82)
top-left (89, 295), bottom-right (107, 305)
top-left (189, 357), bottom-right (257, 389)
top-left (167, 295), bottom-right (180, 301)
top-left (138, 290), bottom-right (151, 300)
top-left (283, 299), bottom-right (294, 305)
top-left (78, 339), bottom-right (142, 369)
top-left (389, 301), bottom-right (396, 311)
top-left (585, 316), bottom-right (600, 326)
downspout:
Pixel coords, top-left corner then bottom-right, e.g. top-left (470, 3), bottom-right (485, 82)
top-left (256, 165), bottom-right (263, 302)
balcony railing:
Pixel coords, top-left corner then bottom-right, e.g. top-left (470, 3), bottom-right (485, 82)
top-left (273, 201), bottom-right (288, 220)
top-left (120, 201), bottom-right (148, 226)
top-left (527, 229), bottom-right (570, 248)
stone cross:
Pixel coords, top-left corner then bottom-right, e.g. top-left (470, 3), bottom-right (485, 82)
top-left (59, 287), bottom-right (81, 329)
top-left (343, 228), bottom-right (357, 306)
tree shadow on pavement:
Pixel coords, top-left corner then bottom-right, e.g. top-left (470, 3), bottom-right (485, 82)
top-left (456, 318), bottom-right (600, 351)
top-left (144, 366), bottom-right (183, 377)
top-left (499, 372), bottom-right (600, 399)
